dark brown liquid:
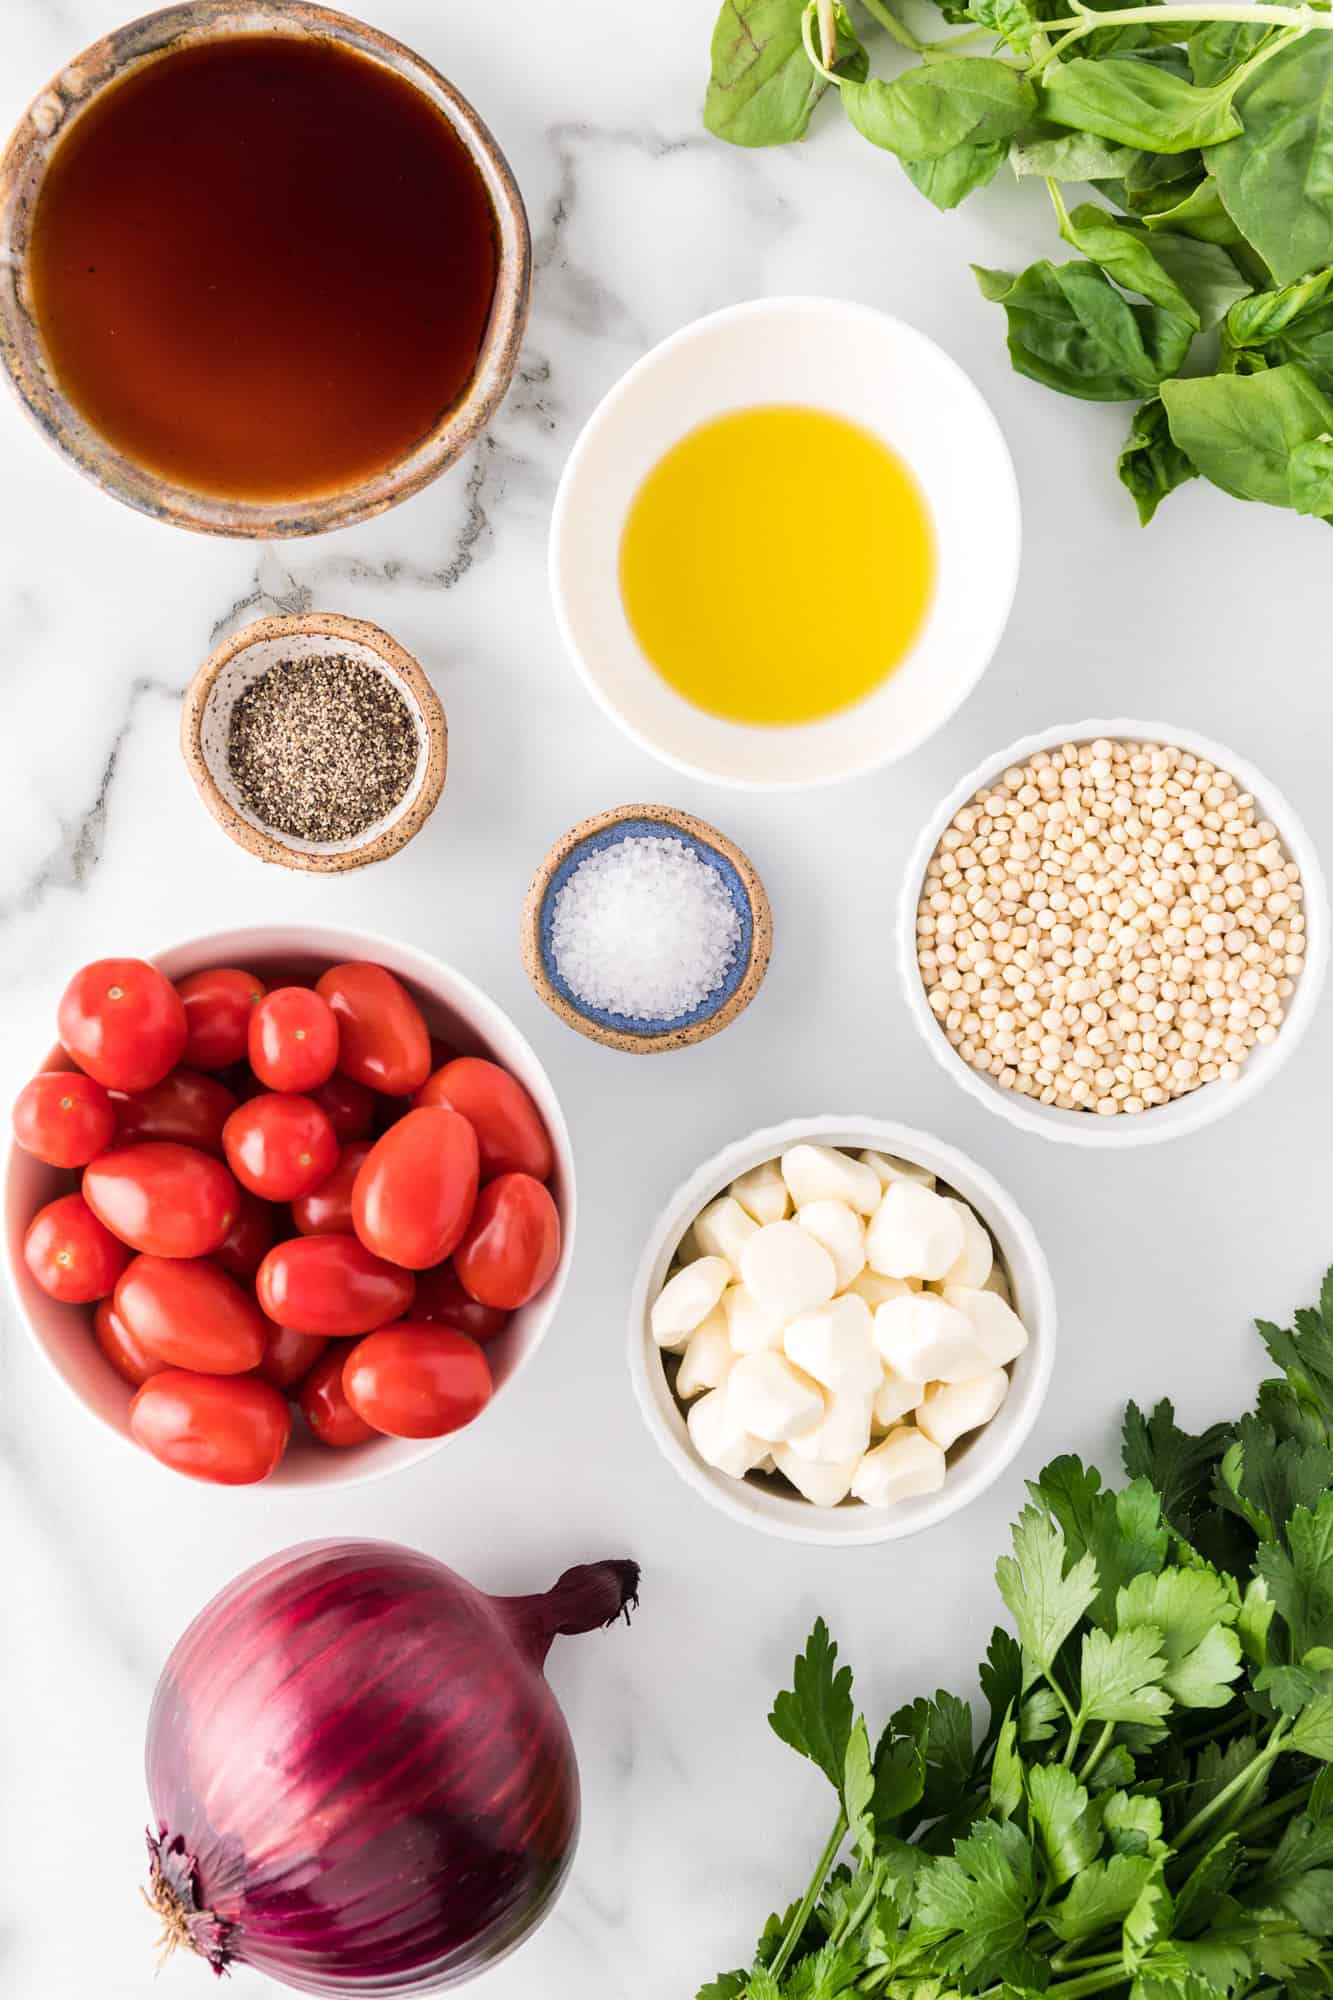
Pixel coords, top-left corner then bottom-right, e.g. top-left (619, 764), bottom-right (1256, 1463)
top-left (29, 36), bottom-right (499, 502)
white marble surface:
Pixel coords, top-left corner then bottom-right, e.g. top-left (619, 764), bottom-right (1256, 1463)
top-left (3, 3), bottom-right (1333, 1997)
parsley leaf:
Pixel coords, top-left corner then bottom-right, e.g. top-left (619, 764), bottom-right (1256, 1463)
top-left (912, 1819), bottom-right (1035, 1978)
top-left (980, 1625), bottom-right (1024, 1742)
top-left (1261, 1813), bottom-right (1333, 1933)
top-left (1117, 1568), bottom-right (1244, 1708)
top-left (1080, 1624), bottom-right (1172, 1724)
top-left (1173, 1833), bottom-right (1242, 1936)
top-left (889, 1691), bottom-right (974, 1822)
top-left (1121, 1398), bottom-right (1232, 1546)
top-left (1123, 1860), bottom-right (1174, 1969)
top-left (1033, 1455), bottom-right (1168, 1625)
top-left (1257, 1491), bottom-right (1333, 1658)
top-left (1049, 1852), bottom-right (1156, 1941)
top-left (1289, 1691), bottom-right (1333, 1762)
top-left (1103, 1790), bottom-right (1165, 1855)
top-left (770, 1619), bottom-right (855, 1791)
top-left (996, 1505), bottom-right (1098, 1684)
top-left (871, 1728), bottom-right (926, 1833)
top-left (990, 1709), bottom-right (1024, 1822)
top-left (843, 1720), bottom-right (876, 1868)
top-left (1256, 1274), bottom-right (1333, 1416)
top-left (1027, 1763), bottom-right (1102, 1884)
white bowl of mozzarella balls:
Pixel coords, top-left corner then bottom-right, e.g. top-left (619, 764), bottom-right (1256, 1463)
top-left (629, 1116), bottom-right (1056, 1544)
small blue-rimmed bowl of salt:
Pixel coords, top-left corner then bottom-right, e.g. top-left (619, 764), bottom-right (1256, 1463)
top-left (522, 805), bottom-right (772, 1052)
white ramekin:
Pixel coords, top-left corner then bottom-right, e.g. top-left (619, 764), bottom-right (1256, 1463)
top-left (628, 1115), bottom-right (1056, 1546)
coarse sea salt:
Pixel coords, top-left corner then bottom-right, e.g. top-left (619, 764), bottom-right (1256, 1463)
top-left (550, 835), bottom-right (742, 1021)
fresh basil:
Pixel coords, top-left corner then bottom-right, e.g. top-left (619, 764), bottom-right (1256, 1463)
top-left (903, 139), bottom-right (1009, 210)
top-left (1057, 200), bottom-right (1249, 327)
top-left (1140, 174), bottom-right (1243, 245)
top-left (1207, 37), bottom-right (1333, 285)
top-left (1039, 57), bottom-right (1247, 154)
top-left (1223, 267), bottom-right (1333, 392)
top-left (842, 60), bottom-right (1035, 162)
top-left (1008, 126), bottom-right (1137, 181)
top-left (974, 258), bottom-right (1194, 400)
top-left (1189, 19), bottom-right (1271, 87)
top-left (704, 0), bottom-right (864, 146)
top-left (1118, 396), bottom-right (1198, 523)
top-left (1161, 362), bottom-right (1333, 512)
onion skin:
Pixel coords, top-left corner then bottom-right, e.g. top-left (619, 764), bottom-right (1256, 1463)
top-left (144, 1541), bottom-right (639, 1994)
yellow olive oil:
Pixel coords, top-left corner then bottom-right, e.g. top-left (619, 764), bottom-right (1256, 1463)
top-left (619, 404), bottom-right (934, 727)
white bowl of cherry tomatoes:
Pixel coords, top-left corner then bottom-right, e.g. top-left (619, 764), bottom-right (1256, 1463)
top-left (4, 924), bottom-right (575, 1488)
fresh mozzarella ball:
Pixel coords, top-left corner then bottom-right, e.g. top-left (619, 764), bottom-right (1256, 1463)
top-left (780, 1143), bottom-right (881, 1216)
top-left (687, 1387), bottom-right (769, 1476)
top-left (866, 1181), bottom-right (965, 1282)
top-left (727, 1352), bottom-right (826, 1442)
top-left (916, 1370), bottom-right (1009, 1450)
top-left (730, 1159), bottom-right (791, 1226)
top-left (872, 1368), bottom-right (925, 1430)
top-left (785, 1385), bottom-right (873, 1465)
top-left (846, 1268), bottom-right (919, 1309)
top-left (942, 1286), bottom-right (1030, 1367)
top-left (651, 1255), bottom-right (732, 1348)
top-left (873, 1294), bottom-right (991, 1384)
top-left (740, 1221), bottom-right (837, 1319)
top-left (693, 1195), bottom-right (758, 1273)
top-left (940, 1199), bottom-right (994, 1290)
top-left (858, 1149), bottom-right (936, 1192)
top-left (983, 1262), bottom-right (1013, 1303)
top-left (852, 1426), bottom-right (947, 1505)
top-left (675, 1306), bottom-right (735, 1399)
top-left (722, 1281), bottom-right (785, 1355)
top-left (783, 1295), bottom-right (881, 1395)
top-left (796, 1200), bottom-right (866, 1290)
top-left (774, 1446), bottom-right (860, 1507)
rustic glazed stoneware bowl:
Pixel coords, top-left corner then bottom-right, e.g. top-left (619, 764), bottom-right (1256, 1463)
top-left (0, 2), bottom-right (531, 537)
top-left (181, 611), bottom-right (448, 873)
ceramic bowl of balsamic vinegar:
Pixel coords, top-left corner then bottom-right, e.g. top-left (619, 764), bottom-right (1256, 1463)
top-left (0, 3), bottom-right (531, 536)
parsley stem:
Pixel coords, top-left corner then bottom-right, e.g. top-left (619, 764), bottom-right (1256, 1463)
top-left (769, 1811), bottom-right (847, 1982)
top-left (1050, 1949), bottom-right (1124, 1975)
top-left (830, 1857), bottom-right (886, 1947)
top-left (1170, 1722), bottom-right (1288, 1851)
top-left (1233, 1780), bottom-right (1313, 1839)
top-left (1076, 1718), bottom-right (1115, 1783)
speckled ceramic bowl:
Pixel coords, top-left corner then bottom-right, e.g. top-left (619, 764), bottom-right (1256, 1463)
top-left (0, 2), bottom-right (531, 536)
top-left (521, 805), bottom-right (772, 1052)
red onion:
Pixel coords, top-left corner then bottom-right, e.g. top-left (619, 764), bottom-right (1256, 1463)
top-left (143, 1540), bottom-right (639, 1993)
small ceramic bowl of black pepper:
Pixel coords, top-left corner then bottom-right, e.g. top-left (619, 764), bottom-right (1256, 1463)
top-left (521, 804), bottom-right (772, 1053)
top-left (181, 611), bottom-right (447, 872)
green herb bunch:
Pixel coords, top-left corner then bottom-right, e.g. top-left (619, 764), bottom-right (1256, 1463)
top-left (698, 1269), bottom-right (1333, 1999)
top-left (705, 0), bottom-right (1333, 526)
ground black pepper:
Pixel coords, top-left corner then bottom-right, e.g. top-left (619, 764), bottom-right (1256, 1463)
top-left (228, 653), bottom-right (418, 844)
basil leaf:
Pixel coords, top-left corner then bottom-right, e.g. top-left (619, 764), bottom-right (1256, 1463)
top-left (704, 0), bottom-right (864, 146)
top-left (1189, 20), bottom-right (1271, 87)
top-left (903, 138), bottom-right (1008, 210)
top-left (1223, 266), bottom-right (1333, 392)
top-left (1057, 202), bottom-right (1196, 322)
top-left (1147, 231), bottom-right (1252, 328)
top-left (1142, 175), bottom-right (1244, 245)
top-left (968, 0), bottom-right (1042, 55)
top-left (975, 258), bottom-right (1193, 401)
top-left (1008, 126), bottom-right (1137, 181)
top-left (1124, 146), bottom-right (1203, 195)
top-left (1207, 36), bottom-right (1333, 285)
top-left (1160, 362), bottom-right (1333, 513)
top-left (1039, 58), bottom-right (1246, 154)
top-left (1119, 396), bottom-right (1197, 525)
top-left (842, 60), bottom-right (1035, 164)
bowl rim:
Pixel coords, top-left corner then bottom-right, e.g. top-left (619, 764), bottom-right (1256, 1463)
top-left (627, 1113), bottom-right (1057, 1545)
top-left (3, 921), bottom-right (577, 1492)
top-left (896, 717), bottom-right (1330, 1149)
top-left (0, 0), bottom-right (532, 538)
top-left (547, 294), bottom-right (1021, 793)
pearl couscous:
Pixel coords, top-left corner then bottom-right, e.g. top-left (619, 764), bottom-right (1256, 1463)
top-left (915, 739), bottom-right (1305, 1116)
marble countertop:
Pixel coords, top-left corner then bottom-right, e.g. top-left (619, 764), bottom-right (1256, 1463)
top-left (4, 3), bottom-right (1333, 1997)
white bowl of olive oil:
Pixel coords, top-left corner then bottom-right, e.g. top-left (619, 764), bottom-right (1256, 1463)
top-left (549, 296), bottom-right (1020, 791)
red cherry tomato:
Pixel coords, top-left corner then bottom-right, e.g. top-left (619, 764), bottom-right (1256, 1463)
top-left (343, 1322), bottom-right (492, 1439)
top-left (176, 967), bottom-right (266, 1070)
top-left (257, 1233), bottom-right (415, 1335)
top-left (130, 1370), bottom-right (290, 1484)
top-left (12, 1070), bottom-right (116, 1167)
top-left (222, 1094), bottom-right (338, 1201)
top-left (454, 1172), bottom-right (561, 1309)
top-left (248, 986), bottom-right (340, 1093)
top-left (316, 962), bottom-right (431, 1096)
top-left (83, 1142), bottom-right (238, 1259)
top-left (114, 1255), bottom-right (268, 1374)
top-left (112, 1068), bottom-right (237, 1155)
top-left (257, 1320), bottom-right (328, 1391)
top-left (351, 1107), bottom-right (479, 1271)
top-left (414, 1057), bottom-right (555, 1182)
top-left (308, 1073), bottom-right (376, 1140)
top-left (24, 1194), bottom-right (131, 1302)
top-left (213, 1187), bottom-right (277, 1281)
top-left (59, 958), bottom-right (188, 1091)
top-left (299, 1342), bottom-right (376, 1447)
top-left (413, 1261), bottom-right (511, 1343)
top-left (291, 1140), bottom-right (375, 1237)
top-left (92, 1295), bottom-right (167, 1388)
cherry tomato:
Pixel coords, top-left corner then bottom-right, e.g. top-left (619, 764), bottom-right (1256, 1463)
top-left (454, 1172), bottom-right (561, 1309)
top-left (343, 1322), bottom-right (492, 1439)
top-left (257, 1320), bottom-right (328, 1391)
top-left (317, 962), bottom-right (431, 1096)
top-left (213, 1187), bottom-right (277, 1280)
top-left (130, 1370), bottom-right (290, 1484)
top-left (291, 1140), bottom-right (375, 1237)
top-left (413, 1260), bottom-right (510, 1343)
top-left (308, 1073), bottom-right (376, 1141)
top-left (92, 1296), bottom-right (166, 1388)
top-left (12, 1070), bottom-right (116, 1167)
top-left (24, 1193), bottom-right (131, 1302)
top-left (248, 986), bottom-right (340, 1093)
top-left (257, 1233), bottom-right (415, 1335)
top-left (176, 967), bottom-right (266, 1070)
top-left (222, 1094), bottom-right (338, 1201)
top-left (112, 1068), bottom-right (237, 1155)
top-left (115, 1255), bottom-right (267, 1374)
top-left (59, 957), bottom-right (188, 1091)
top-left (414, 1056), bottom-right (555, 1182)
top-left (299, 1342), bottom-right (376, 1447)
top-left (351, 1107), bottom-right (479, 1271)
top-left (83, 1142), bottom-right (238, 1259)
